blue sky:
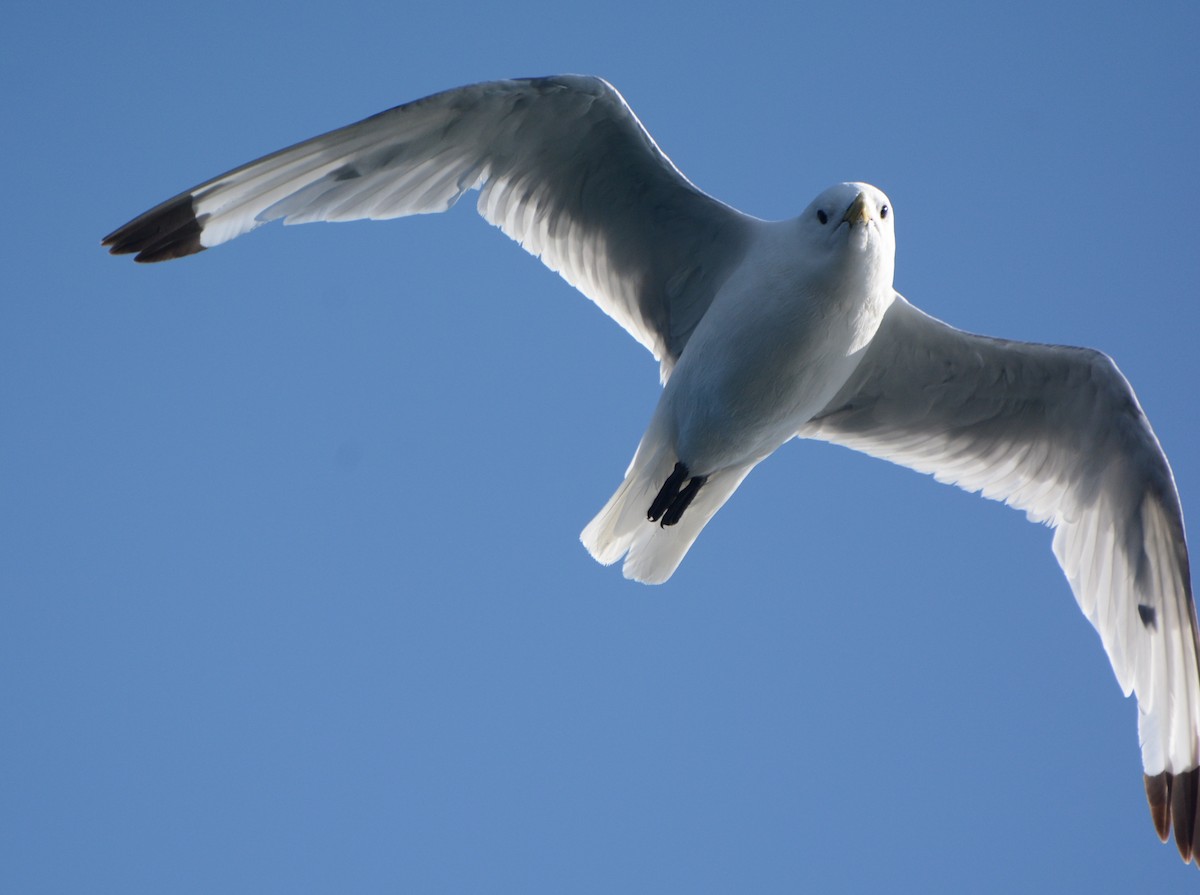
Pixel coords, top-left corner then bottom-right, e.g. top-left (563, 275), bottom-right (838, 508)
top-left (4, 1), bottom-right (1199, 891)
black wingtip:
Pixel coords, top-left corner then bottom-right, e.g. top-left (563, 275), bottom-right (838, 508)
top-left (1146, 769), bottom-right (1200, 867)
top-left (1171, 768), bottom-right (1200, 865)
top-left (1146, 772), bottom-right (1172, 842)
top-left (102, 193), bottom-right (206, 263)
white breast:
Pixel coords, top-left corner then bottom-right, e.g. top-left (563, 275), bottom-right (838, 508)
top-left (662, 221), bottom-right (894, 473)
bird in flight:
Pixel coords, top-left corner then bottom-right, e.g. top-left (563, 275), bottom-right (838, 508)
top-left (103, 75), bottom-right (1199, 867)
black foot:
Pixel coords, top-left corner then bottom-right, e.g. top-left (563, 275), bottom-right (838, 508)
top-left (648, 462), bottom-right (689, 522)
top-left (647, 462), bottom-right (708, 527)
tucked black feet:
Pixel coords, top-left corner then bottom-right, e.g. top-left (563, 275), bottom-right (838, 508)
top-left (647, 462), bottom-right (708, 527)
top-left (648, 463), bottom-right (689, 522)
top-left (661, 474), bottom-right (706, 526)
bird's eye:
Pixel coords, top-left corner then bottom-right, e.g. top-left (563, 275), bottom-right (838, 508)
top-left (817, 209), bottom-right (828, 225)
top-left (880, 204), bottom-right (889, 219)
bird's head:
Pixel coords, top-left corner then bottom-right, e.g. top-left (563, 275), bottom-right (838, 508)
top-left (798, 182), bottom-right (896, 291)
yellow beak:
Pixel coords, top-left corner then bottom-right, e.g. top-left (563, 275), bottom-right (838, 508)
top-left (841, 192), bottom-right (871, 224)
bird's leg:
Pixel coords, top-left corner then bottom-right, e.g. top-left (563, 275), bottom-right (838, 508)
top-left (648, 462), bottom-right (689, 522)
top-left (660, 474), bottom-right (707, 526)
top-left (647, 462), bottom-right (708, 527)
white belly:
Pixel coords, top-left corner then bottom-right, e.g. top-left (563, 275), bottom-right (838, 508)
top-left (662, 279), bottom-right (891, 474)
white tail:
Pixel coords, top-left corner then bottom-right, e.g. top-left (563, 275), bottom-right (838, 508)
top-left (580, 420), bottom-right (757, 583)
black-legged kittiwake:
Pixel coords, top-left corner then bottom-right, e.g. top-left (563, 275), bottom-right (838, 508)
top-left (103, 75), bottom-right (1200, 867)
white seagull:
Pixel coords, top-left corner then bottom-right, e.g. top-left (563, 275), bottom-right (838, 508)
top-left (104, 75), bottom-right (1199, 866)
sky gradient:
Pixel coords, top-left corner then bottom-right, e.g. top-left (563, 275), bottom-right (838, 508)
top-left (4, 1), bottom-right (1199, 891)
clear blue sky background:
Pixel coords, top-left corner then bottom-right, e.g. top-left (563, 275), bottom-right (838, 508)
top-left (4, 1), bottom-right (1198, 891)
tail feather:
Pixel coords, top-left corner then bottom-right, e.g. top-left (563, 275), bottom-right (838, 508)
top-left (580, 433), bottom-right (677, 567)
top-left (581, 428), bottom-right (756, 583)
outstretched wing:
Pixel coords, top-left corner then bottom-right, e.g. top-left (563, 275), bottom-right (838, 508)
top-left (800, 295), bottom-right (1200, 860)
top-left (102, 76), bottom-right (752, 377)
